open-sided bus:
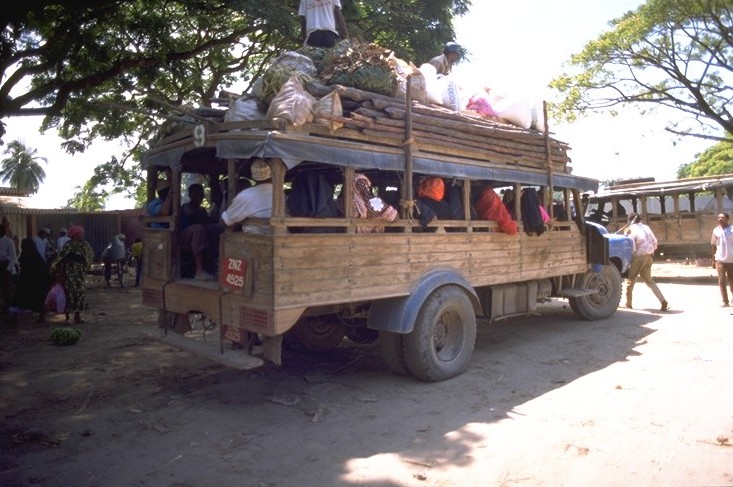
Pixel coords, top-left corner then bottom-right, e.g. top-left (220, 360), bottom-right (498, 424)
top-left (140, 86), bottom-right (632, 381)
top-left (584, 174), bottom-right (733, 258)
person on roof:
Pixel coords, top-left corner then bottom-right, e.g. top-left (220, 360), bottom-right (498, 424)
top-left (429, 42), bottom-right (461, 76)
top-left (299, 0), bottom-right (349, 48)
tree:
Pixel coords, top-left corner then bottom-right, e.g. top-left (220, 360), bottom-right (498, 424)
top-left (677, 135), bottom-right (733, 177)
top-left (0, 140), bottom-right (47, 190)
top-left (1, 0), bottom-right (469, 209)
top-left (550, 0), bottom-right (733, 144)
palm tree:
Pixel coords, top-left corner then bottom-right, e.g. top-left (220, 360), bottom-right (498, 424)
top-left (0, 140), bottom-right (47, 190)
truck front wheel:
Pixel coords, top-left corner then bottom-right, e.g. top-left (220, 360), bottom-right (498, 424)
top-left (569, 265), bottom-right (622, 320)
top-left (403, 285), bottom-right (477, 382)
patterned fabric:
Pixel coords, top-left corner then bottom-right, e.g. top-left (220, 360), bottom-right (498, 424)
top-left (626, 223), bottom-right (658, 256)
top-left (52, 238), bottom-right (94, 313)
top-left (351, 173), bottom-right (398, 233)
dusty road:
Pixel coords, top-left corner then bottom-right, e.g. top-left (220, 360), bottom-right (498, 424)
top-left (1, 261), bottom-right (732, 487)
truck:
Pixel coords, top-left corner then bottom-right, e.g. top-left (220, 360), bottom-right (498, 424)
top-left (140, 83), bottom-right (633, 382)
top-left (585, 174), bottom-right (733, 259)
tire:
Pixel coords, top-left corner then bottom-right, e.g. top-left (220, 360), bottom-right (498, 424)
top-left (569, 265), bottom-right (623, 320)
top-left (403, 285), bottom-right (477, 382)
top-left (378, 331), bottom-right (410, 375)
top-left (283, 316), bottom-right (344, 354)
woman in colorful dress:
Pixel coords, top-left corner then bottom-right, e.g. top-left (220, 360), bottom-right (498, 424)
top-left (51, 225), bottom-right (95, 324)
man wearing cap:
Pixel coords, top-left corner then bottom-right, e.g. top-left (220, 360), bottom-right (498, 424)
top-left (56, 228), bottom-right (71, 252)
top-left (221, 159), bottom-right (273, 231)
top-left (32, 227), bottom-right (55, 264)
top-left (429, 42), bottom-right (461, 76)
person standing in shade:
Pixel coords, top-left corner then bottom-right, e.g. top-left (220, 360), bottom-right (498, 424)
top-left (56, 228), bottom-right (71, 252)
top-left (711, 212), bottom-right (733, 307)
top-left (429, 42), bottom-right (462, 76)
top-left (10, 238), bottom-right (49, 322)
top-left (131, 238), bottom-right (143, 287)
top-left (0, 224), bottom-right (17, 314)
top-left (624, 213), bottom-right (668, 311)
top-left (299, 0), bottom-right (348, 48)
top-left (51, 225), bottom-right (95, 324)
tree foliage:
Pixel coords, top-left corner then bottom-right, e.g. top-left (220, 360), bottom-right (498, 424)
top-left (550, 0), bottom-right (733, 143)
top-left (0, 0), bottom-right (468, 209)
top-left (0, 140), bottom-right (47, 190)
top-left (677, 138), bottom-right (733, 177)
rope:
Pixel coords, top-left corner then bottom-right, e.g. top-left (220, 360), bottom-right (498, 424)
top-left (400, 199), bottom-right (418, 223)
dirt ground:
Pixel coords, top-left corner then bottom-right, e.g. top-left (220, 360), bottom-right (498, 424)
top-left (1, 260), bottom-right (732, 487)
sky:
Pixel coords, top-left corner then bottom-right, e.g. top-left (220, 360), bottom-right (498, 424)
top-left (2, 0), bottom-right (716, 209)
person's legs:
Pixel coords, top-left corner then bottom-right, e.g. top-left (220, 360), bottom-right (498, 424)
top-left (716, 261), bottom-right (730, 305)
top-left (183, 225), bottom-right (213, 280)
top-left (625, 256), bottom-right (642, 308)
top-left (725, 263), bottom-right (733, 301)
top-left (0, 263), bottom-right (10, 312)
top-left (103, 260), bottom-right (112, 287)
top-left (638, 255), bottom-right (666, 308)
top-left (305, 30), bottom-right (340, 48)
top-left (135, 258), bottom-right (143, 287)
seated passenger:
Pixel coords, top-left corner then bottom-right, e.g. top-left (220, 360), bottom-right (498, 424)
top-left (501, 188), bottom-right (516, 219)
top-left (181, 183), bottom-right (220, 281)
top-left (342, 173), bottom-right (397, 233)
top-left (287, 171), bottom-right (342, 233)
top-left (415, 177), bottom-right (465, 230)
top-left (474, 185), bottom-right (518, 235)
top-left (221, 159), bottom-right (273, 233)
top-left (146, 178), bottom-right (172, 227)
top-left (520, 187), bottom-right (546, 236)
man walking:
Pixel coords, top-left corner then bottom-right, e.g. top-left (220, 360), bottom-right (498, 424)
top-left (711, 212), bottom-right (733, 307)
top-left (624, 213), bottom-right (668, 311)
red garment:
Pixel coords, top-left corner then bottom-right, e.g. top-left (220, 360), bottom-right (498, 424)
top-left (475, 187), bottom-right (518, 235)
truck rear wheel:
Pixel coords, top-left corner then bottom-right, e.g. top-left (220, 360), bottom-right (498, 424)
top-left (378, 331), bottom-right (409, 375)
top-left (283, 316), bottom-right (344, 354)
top-left (569, 265), bottom-right (622, 320)
top-left (403, 285), bottom-right (477, 382)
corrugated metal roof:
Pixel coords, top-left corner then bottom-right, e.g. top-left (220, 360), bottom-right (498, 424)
top-left (590, 174), bottom-right (733, 198)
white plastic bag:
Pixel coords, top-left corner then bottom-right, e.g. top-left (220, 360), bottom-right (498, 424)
top-left (266, 73), bottom-right (316, 127)
top-left (44, 282), bottom-right (66, 314)
top-left (224, 98), bottom-right (266, 122)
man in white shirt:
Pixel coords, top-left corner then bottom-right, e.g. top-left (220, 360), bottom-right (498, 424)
top-left (711, 212), bottom-right (733, 307)
top-left (299, 0), bottom-right (348, 48)
top-left (0, 224), bottom-right (18, 313)
top-left (624, 213), bottom-right (668, 311)
top-left (221, 159), bottom-right (273, 232)
top-left (56, 228), bottom-right (71, 252)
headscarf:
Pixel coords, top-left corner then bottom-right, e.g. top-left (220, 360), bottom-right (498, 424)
top-left (475, 187), bottom-right (518, 235)
top-left (417, 177), bottom-right (445, 202)
top-left (520, 188), bottom-right (546, 236)
top-left (351, 173), bottom-right (398, 233)
top-left (68, 225), bottom-right (84, 239)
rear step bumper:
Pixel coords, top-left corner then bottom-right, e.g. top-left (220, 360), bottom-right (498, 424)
top-left (144, 329), bottom-right (264, 370)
